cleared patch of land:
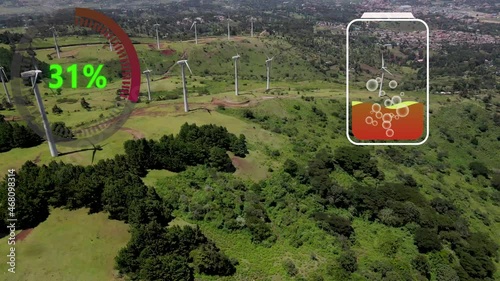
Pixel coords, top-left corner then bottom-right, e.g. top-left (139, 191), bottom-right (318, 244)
top-left (0, 208), bottom-right (130, 281)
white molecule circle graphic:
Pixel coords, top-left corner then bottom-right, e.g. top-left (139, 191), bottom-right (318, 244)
top-left (362, 77), bottom-right (411, 138)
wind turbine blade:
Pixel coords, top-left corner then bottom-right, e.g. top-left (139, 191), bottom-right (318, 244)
top-left (87, 139), bottom-right (95, 147)
top-left (142, 58), bottom-right (152, 73)
top-left (382, 67), bottom-right (393, 76)
top-left (230, 41), bottom-right (239, 56)
top-left (41, 79), bottom-right (57, 95)
top-left (190, 22), bottom-right (196, 30)
top-left (1, 68), bottom-right (7, 81)
top-left (185, 62), bottom-right (193, 75)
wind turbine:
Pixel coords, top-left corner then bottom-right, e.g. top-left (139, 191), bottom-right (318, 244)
top-left (21, 68), bottom-right (58, 157)
top-left (0, 66), bottom-right (11, 104)
top-left (143, 69), bottom-right (152, 101)
top-left (265, 56), bottom-right (274, 90)
top-left (49, 27), bottom-right (60, 59)
top-left (227, 16), bottom-right (231, 41)
top-left (250, 17), bottom-right (255, 37)
top-left (232, 54), bottom-right (240, 96)
top-left (378, 53), bottom-right (393, 97)
top-left (190, 21), bottom-right (198, 44)
top-left (153, 23), bottom-right (160, 50)
top-left (176, 59), bottom-right (193, 112)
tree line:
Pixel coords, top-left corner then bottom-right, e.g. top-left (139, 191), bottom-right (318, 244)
top-left (123, 122), bottom-right (248, 175)
top-left (0, 114), bottom-right (43, 152)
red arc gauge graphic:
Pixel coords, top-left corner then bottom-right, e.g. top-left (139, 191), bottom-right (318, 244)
top-left (10, 8), bottom-right (141, 148)
top-left (74, 8), bottom-right (140, 102)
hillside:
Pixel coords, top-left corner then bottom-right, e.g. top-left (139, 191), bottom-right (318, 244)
top-left (0, 12), bottom-right (499, 281)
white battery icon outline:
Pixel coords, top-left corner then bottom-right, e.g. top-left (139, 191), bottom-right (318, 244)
top-left (346, 13), bottom-right (430, 146)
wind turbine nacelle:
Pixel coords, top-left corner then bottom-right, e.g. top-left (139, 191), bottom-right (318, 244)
top-left (21, 70), bottom-right (42, 78)
top-left (232, 55), bottom-right (240, 60)
top-left (176, 60), bottom-right (188, 65)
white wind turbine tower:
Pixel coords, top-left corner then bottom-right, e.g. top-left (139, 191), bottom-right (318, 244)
top-left (49, 27), bottom-right (60, 59)
top-left (227, 16), bottom-right (231, 41)
top-left (190, 21), bottom-right (198, 44)
top-left (21, 68), bottom-right (58, 157)
top-left (232, 54), bottom-right (240, 96)
top-left (0, 66), bottom-right (11, 104)
top-left (109, 40), bottom-right (113, 51)
top-left (250, 17), bottom-right (255, 37)
top-left (143, 69), bottom-right (152, 101)
top-left (265, 55), bottom-right (274, 90)
top-left (378, 53), bottom-right (393, 97)
top-left (176, 59), bottom-right (193, 112)
top-left (153, 23), bottom-right (161, 50)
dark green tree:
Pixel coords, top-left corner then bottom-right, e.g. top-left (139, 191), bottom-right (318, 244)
top-left (51, 122), bottom-right (74, 139)
top-left (334, 146), bottom-right (380, 178)
top-left (101, 174), bottom-right (147, 221)
top-left (14, 161), bottom-right (50, 228)
top-left (128, 187), bottom-right (173, 227)
top-left (80, 97), bottom-right (91, 110)
top-left (191, 242), bottom-right (236, 276)
top-left (283, 259), bottom-right (298, 276)
top-left (338, 250), bottom-right (358, 273)
top-left (283, 159), bottom-right (299, 177)
top-left (208, 147), bottom-right (235, 172)
top-left (412, 254), bottom-right (431, 280)
top-left (469, 161), bottom-right (488, 178)
top-left (52, 104), bottom-right (63, 114)
top-left (414, 228), bottom-right (442, 253)
top-left (11, 123), bottom-right (43, 148)
top-left (139, 255), bottom-right (194, 281)
top-left (230, 134), bottom-right (249, 157)
top-left (491, 173), bottom-right (500, 191)
top-left (314, 212), bottom-right (354, 238)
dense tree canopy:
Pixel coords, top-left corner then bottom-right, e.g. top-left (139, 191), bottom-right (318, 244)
top-left (0, 115), bottom-right (43, 152)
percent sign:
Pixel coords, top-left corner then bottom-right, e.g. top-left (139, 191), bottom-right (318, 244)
top-left (49, 64), bottom-right (107, 89)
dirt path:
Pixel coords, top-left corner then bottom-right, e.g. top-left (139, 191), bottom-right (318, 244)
top-left (211, 98), bottom-right (253, 107)
top-left (3, 115), bottom-right (22, 122)
top-left (16, 228), bottom-right (33, 242)
top-left (120, 127), bottom-right (145, 139)
top-left (33, 153), bottom-right (41, 164)
top-left (231, 156), bottom-right (250, 170)
top-left (4, 94), bottom-right (296, 128)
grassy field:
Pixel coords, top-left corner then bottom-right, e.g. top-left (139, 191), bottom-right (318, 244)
top-left (0, 208), bottom-right (130, 281)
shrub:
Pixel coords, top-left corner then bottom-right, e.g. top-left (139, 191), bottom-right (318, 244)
top-left (314, 212), bottom-right (354, 238)
top-left (334, 146), bottom-right (380, 178)
top-left (283, 259), bottom-right (298, 276)
top-left (412, 254), bottom-right (431, 279)
top-left (52, 104), bottom-right (63, 114)
top-left (283, 159), bottom-right (299, 177)
top-left (414, 228), bottom-right (442, 253)
top-left (469, 161), bottom-right (488, 178)
top-left (338, 250), bottom-right (357, 273)
top-left (490, 173), bottom-right (500, 191)
top-left (242, 109), bottom-right (255, 119)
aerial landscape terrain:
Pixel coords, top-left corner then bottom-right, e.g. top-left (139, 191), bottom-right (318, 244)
top-left (0, 0), bottom-right (499, 280)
